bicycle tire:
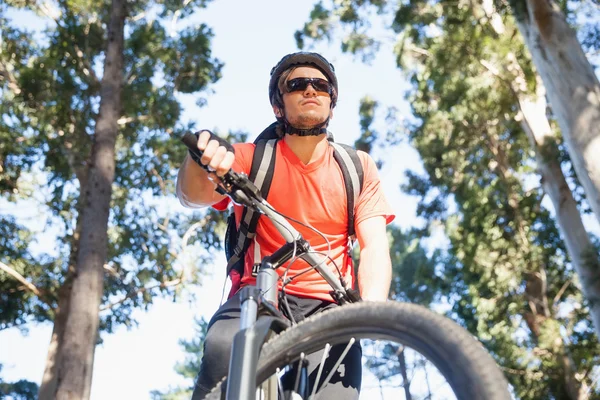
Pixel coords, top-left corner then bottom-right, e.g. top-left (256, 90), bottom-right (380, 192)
top-left (206, 301), bottom-right (511, 400)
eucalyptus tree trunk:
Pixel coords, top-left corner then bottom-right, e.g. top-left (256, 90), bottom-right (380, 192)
top-left (483, 0), bottom-right (600, 350)
top-left (514, 0), bottom-right (600, 227)
top-left (52, 0), bottom-right (126, 398)
top-left (516, 74), bottom-right (600, 341)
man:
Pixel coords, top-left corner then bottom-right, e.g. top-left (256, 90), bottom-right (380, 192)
top-left (177, 52), bottom-right (395, 399)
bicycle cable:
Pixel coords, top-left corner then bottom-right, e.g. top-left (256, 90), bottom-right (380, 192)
top-left (263, 203), bottom-right (337, 277)
top-left (219, 201), bottom-right (346, 315)
top-left (281, 251), bottom-right (342, 287)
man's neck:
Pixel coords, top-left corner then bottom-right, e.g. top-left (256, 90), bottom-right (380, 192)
top-left (283, 133), bottom-right (328, 165)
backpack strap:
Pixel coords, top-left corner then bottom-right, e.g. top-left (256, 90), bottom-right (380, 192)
top-left (225, 138), bottom-right (364, 283)
top-left (225, 138), bottom-right (278, 275)
top-left (330, 143), bottom-right (364, 237)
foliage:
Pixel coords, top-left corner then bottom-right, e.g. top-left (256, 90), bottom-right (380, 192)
top-left (0, 364), bottom-right (38, 400)
top-left (0, 0), bottom-right (234, 335)
top-left (299, 0), bottom-right (600, 397)
top-left (387, 225), bottom-right (443, 306)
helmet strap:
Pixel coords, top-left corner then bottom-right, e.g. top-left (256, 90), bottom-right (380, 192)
top-left (277, 116), bottom-right (329, 137)
top-left (274, 102), bottom-right (332, 137)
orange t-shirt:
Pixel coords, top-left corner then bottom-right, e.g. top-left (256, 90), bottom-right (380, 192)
top-left (214, 139), bottom-right (395, 302)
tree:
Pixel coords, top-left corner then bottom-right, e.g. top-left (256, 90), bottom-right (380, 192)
top-left (507, 0), bottom-right (600, 228)
top-left (0, 0), bottom-right (225, 398)
top-left (295, 0), bottom-right (600, 397)
top-left (53, 0), bottom-right (128, 396)
top-left (481, 0), bottom-right (600, 352)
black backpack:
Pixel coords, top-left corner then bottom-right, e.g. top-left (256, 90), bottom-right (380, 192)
top-left (224, 122), bottom-right (364, 298)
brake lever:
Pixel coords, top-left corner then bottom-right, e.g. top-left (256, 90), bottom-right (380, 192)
top-left (181, 132), bottom-right (264, 208)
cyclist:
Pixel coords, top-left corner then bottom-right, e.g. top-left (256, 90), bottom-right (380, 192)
top-left (177, 52), bottom-right (395, 399)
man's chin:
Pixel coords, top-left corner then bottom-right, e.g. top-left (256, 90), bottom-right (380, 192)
top-left (290, 115), bottom-right (328, 129)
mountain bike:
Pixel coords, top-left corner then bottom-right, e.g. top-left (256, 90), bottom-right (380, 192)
top-left (182, 133), bottom-right (511, 400)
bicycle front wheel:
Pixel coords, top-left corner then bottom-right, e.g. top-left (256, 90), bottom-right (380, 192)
top-left (207, 301), bottom-right (511, 400)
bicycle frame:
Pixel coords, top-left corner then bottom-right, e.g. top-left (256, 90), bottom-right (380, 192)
top-left (225, 195), bottom-right (350, 400)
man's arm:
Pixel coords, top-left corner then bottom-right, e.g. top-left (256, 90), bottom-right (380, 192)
top-left (355, 215), bottom-right (392, 301)
top-left (176, 130), bottom-right (235, 208)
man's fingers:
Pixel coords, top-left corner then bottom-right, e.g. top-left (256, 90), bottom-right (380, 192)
top-left (208, 146), bottom-right (227, 171)
top-left (216, 151), bottom-right (235, 177)
top-left (196, 130), bottom-right (212, 151)
top-left (200, 139), bottom-right (219, 166)
top-left (194, 130), bottom-right (235, 174)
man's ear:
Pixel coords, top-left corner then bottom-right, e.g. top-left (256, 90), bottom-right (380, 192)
top-left (329, 109), bottom-right (334, 120)
top-left (273, 105), bottom-right (283, 118)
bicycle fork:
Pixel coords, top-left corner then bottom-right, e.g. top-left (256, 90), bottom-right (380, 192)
top-left (226, 264), bottom-right (280, 400)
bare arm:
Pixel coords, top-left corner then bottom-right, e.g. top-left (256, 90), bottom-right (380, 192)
top-left (355, 215), bottom-right (392, 301)
top-left (176, 130), bottom-right (236, 208)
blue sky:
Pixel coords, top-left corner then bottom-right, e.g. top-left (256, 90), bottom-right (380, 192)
top-left (0, 1), bottom-right (425, 398)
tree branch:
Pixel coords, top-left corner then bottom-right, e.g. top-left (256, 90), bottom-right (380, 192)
top-left (129, 11), bottom-right (147, 22)
top-left (552, 279), bottom-right (571, 309)
top-left (100, 219), bottom-right (207, 311)
top-left (117, 115), bottom-right (150, 125)
top-left (151, 167), bottom-right (167, 195)
top-left (170, 0), bottom-right (194, 37)
top-left (0, 261), bottom-right (43, 298)
top-left (501, 365), bottom-right (544, 379)
top-left (0, 59), bottom-right (23, 95)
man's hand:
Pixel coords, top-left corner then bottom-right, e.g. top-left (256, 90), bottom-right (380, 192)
top-left (196, 130), bottom-right (236, 177)
top-left (176, 130), bottom-right (235, 207)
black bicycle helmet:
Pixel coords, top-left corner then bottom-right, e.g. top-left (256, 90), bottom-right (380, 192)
top-left (268, 52), bottom-right (338, 137)
top-left (269, 52), bottom-right (338, 109)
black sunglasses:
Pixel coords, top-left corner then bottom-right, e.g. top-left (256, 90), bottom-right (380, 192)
top-left (286, 78), bottom-right (333, 95)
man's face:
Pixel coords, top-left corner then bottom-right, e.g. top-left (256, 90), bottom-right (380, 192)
top-left (275, 66), bottom-right (333, 129)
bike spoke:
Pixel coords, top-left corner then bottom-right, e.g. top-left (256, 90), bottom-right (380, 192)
top-left (308, 343), bottom-right (331, 400)
top-left (314, 338), bottom-right (356, 396)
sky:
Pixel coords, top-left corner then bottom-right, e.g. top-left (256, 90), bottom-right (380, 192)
top-left (0, 1), bottom-right (427, 398)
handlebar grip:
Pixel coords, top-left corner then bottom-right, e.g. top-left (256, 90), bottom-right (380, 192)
top-left (181, 131), bottom-right (201, 152)
top-left (180, 131), bottom-right (240, 201)
top-left (181, 130), bottom-right (236, 171)
top-left (181, 132), bottom-right (210, 172)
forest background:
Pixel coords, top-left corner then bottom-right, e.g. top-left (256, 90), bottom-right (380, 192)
top-left (1, 0), bottom-right (600, 399)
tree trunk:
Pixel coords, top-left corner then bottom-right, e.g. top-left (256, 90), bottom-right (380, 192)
top-left (39, 172), bottom-right (87, 399)
top-left (38, 281), bottom-right (71, 399)
top-left (516, 0), bottom-right (600, 227)
top-left (484, 0), bottom-right (600, 360)
top-left (53, 0), bottom-right (125, 398)
top-left (517, 75), bottom-right (600, 339)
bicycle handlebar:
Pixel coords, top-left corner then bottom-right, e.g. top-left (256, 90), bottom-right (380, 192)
top-left (181, 132), bottom-right (355, 301)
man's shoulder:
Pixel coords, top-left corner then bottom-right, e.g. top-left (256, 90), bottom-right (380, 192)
top-left (232, 142), bottom-right (256, 152)
top-left (331, 144), bottom-right (373, 168)
top-left (355, 149), bottom-right (375, 168)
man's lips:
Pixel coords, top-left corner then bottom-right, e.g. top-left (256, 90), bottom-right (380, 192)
top-left (301, 99), bottom-right (320, 106)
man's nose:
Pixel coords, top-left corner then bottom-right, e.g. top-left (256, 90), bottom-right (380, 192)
top-left (304, 83), bottom-right (318, 96)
